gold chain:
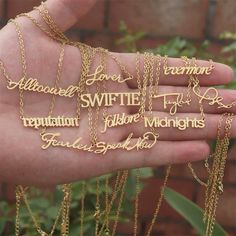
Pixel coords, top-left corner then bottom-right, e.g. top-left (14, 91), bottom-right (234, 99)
top-left (15, 186), bottom-right (22, 236)
top-left (139, 52), bottom-right (150, 116)
top-left (35, 2), bottom-right (69, 42)
top-left (2, 2), bottom-right (234, 236)
top-left (134, 169), bottom-right (140, 236)
top-left (9, 18), bottom-right (71, 236)
top-left (204, 113), bottom-right (234, 236)
top-left (182, 56), bottom-right (208, 186)
top-left (111, 171), bottom-right (129, 236)
top-left (97, 170), bottom-right (128, 236)
top-left (146, 165), bottom-right (172, 236)
top-left (8, 19), bottom-right (27, 119)
top-left (147, 53), bottom-right (155, 114)
top-left (80, 181), bottom-right (86, 236)
top-left (154, 54), bottom-right (162, 96)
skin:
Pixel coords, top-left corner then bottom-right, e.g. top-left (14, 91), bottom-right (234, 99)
top-left (0, 0), bottom-right (235, 187)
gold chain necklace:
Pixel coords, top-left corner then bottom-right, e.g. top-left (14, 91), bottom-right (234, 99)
top-left (8, 18), bottom-right (71, 236)
top-left (0, 2), bottom-right (234, 236)
top-left (204, 113), bottom-right (234, 236)
top-left (146, 54), bottom-right (172, 236)
top-left (182, 56), bottom-right (208, 186)
top-left (181, 57), bottom-right (234, 236)
top-left (19, 8), bottom-right (134, 236)
top-left (97, 170), bottom-right (129, 236)
top-left (134, 52), bottom-right (172, 236)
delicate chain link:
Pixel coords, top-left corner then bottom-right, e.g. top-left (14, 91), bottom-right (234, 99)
top-left (0, 60), bottom-right (11, 84)
top-left (133, 169), bottom-right (140, 236)
top-left (148, 53), bottom-right (155, 114)
top-left (5, 2), bottom-right (233, 236)
top-left (181, 56), bottom-right (209, 187)
top-left (138, 52), bottom-right (150, 116)
top-left (10, 18), bottom-right (71, 236)
top-left (205, 113), bottom-right (234, 236)
top-left (111, 171), bottom-right (129, 236)
top-left (15, 186), bottom-right (22, 236)
top-left (36, 2), bottom-right (69, 42)
top-left (9, 19), bottom-right (27, 119)
top-left (97, 170), bottom-right (128, 236)
top-left (154, 54), bottom-right (162, 96)
top-left (80, 181), bottom-right (86, 236)
top-left (146, 165), bottom-right (172, 236)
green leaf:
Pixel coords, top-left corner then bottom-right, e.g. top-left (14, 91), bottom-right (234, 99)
top-left (222, 42), bottom-right (236, 53)
top-left (119, 21), bottom-right (128, 33)
top-left (138, 167), bottom-right (153, 178)
top-left (72, 182), bottom-right (86, 200)
top-left (45, 206), bottom-right (59, 219)
top-left (30, 198), bottom-right (50, 209)
top-left (0, 217), bottom-right (7, 234)
top-left (164, 187), bottom-right (228, 236)
top-left (225, 79), bottom-right (236, 89)
top-left (220, 31), bottom-right (236, 40)
top-left (0, 201), bottom-right (10, 215)
top-left (133, 31), bottom-right (146, 41)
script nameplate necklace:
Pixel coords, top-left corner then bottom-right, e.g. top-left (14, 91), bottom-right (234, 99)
top-left (101, 113), bottom-right (140, 133)
top-left (164, 65), bottom-right (214, 75)
top-left (80, 92), bottom-right (141, 108)
top-left (86, 65), bottom-right (132, 86)
top-left (144, 116), bottom-right (205, 130)
top-left (40, 131), bottom-right (158, 155)
top-left (152, 92), bottom-right (191, 115)
top-left (22, 116), bottom-right (80, 129)
top-left (192, 82), bottom-right (236, 109)
top-left (7, 77), bottom-right (79, 98)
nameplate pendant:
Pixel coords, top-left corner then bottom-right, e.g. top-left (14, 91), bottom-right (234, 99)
top-left (22, 116), bottom-right (80, 129)
top-left (152, 92), bottom-right (190, 115)
top-left (80, 92), bottom-right (141, 108)
top-left (7, 77), bottom-right (79, 98)
top-left (86, 65), bottom-right (132, 86)
top-left (144, 116), bottom-right (205, 130)
top-left (40, 131), bottom-right (159, 155)
top-left (164, 66), bottom-right (213, 75)
top-left (101, 113), bottom-right (140, 133)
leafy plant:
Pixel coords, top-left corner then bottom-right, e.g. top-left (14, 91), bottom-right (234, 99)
top-left (117, 22), bottom-right (235, 235)
top-left (1, 21), bottom-right (235, 235)
top-left (0, 169), bottom-right (153, 235)
top-left (164, 187), bottom-right (228, 236)
top-left (117, 22), bottom-right (236, 78)
top-left (116, 21), bottom-right (146, 53)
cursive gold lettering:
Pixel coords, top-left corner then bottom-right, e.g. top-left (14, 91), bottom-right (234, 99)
top-left (40, 131), bottom-right (158, 155)
top-left (152, 93), bottom-right (190, 115)
top-left (7, 78), bottom-right (80, 98)
top-left (163, 66), bottom-right (214, 76)
top-left (86, 65), bottom-right (132, 86)
top-left (101, 113), bottom-right (140, 133)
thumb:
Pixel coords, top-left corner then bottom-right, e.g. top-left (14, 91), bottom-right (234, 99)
top-left (30, 0), bottom-right (97, 32)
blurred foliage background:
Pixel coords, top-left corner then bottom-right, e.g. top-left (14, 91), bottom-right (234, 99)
top-left (0, 21), bottom-right (235, 235)
top-left (0, 0), bottom-right (236, 235)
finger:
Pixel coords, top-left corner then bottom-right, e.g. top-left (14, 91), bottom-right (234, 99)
top-left (112, 53), bottom-right (234, 87)
top-left (4, 132), bottom-right (209, 186)
top-left (48, 140), bottom-right (209, 185)
top-left (130, 86), bottom-right (236, 114)
top-left (228, 141), bottom-right (236, 159)
top-left (125, 112), bottom-right (236, 140)
top-left (109, 140), bottom-right (209, 171)
top-left (21, 0), bottom-right (97, 32)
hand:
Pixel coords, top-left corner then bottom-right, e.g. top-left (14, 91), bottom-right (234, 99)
top-left (0, 0), bottom-right (235, 187)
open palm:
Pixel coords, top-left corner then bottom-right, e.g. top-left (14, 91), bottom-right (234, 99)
top-left (0, 0), bottom-right (235, 187)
